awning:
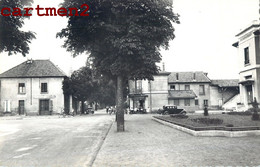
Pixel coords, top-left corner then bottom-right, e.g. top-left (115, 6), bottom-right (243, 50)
top-left (238, 79), bottom-right (254, 85)
top-left (128, 94), bottom-right (148, 100)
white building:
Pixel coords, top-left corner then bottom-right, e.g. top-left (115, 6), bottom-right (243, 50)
top-left (233, 20), bottom-right (260, 110)
top-left (0, 60), bottom-right (69, 115)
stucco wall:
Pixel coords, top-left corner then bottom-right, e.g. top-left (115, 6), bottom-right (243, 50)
top-left (0, 77), bottom-right (64, 115)
top-left (169, 83), bottom-right (210, 109)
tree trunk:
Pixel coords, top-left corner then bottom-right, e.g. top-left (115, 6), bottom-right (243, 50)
top-left (81, 100), bottom-right (85, 114)
top-left (116, 75), bottom-right (124, 132)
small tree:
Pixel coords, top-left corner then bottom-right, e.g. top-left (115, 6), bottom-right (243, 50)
top-left (251, 98), bottom-right (259, 121)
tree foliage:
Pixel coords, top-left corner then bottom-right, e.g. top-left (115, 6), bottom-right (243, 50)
top-left (62, 66), bottom-right (116, 107)
top-left (0, 0), bottom-right (35, 56)
top-left (57, 0), bottom-right (179, 80)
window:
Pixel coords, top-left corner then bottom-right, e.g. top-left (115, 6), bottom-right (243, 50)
top-left (185, 85), bottom-right (190, 90)
top-left (244, 47), bottom-right (249, 65)
top-left (245, 75), bottom-right (252, 79)
top-left (204, 100), bottom-right (208, 106)
top-left (170, 85), bottom-right (175, 90)
top-left (174, 99), bottom-right (179, 106)
top-left (199, 85), bottom-right (205, 95)
top-left (41, 83), bottom-right (48, 93)
top-left (195, 99), bottom-right (199, 105)
top-left (184, 99), bottom-right (190, 106)
top-left (18, 83), bottom-right (26, 94)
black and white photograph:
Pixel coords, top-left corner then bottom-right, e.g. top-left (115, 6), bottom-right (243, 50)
top-left (0, 0), bottom-right (260, 166)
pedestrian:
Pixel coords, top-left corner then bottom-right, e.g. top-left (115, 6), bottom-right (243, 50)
top-left (106, 106), bottom-right (109, 114)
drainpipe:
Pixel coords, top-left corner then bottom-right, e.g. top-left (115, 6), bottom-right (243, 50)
top-left (149, 80), bottom-right (152, 112)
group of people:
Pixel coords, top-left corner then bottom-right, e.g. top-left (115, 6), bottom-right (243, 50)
top-left (106, 106), bottom-right (116, 115)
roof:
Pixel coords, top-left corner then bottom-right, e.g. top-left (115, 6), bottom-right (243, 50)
top-left (0, 60), bottom-right (66, 78)
top-left (168, 72), bottom-right (211, 83)
top-left (168, 90), bottom-right (197, 99)
top-left (211, 79), bottom-right (239, 87)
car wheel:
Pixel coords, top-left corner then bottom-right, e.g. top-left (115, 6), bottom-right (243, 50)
top-left (164, 111), bottom-right (169, 115)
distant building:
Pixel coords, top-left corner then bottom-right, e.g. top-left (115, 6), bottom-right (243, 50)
top-left (128, 71), bottom-right (239, 112)
top-left (0, 60), bottom-right (70, 115)
top-left (233, 20), bottom-right (260, 110)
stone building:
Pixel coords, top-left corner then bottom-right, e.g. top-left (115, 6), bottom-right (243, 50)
top-left (233, 20), bottom-right (260, 110)
top-left (128, 71), bottom-right (239, 112)
top-left (0, 60), bottom-right (70, 115)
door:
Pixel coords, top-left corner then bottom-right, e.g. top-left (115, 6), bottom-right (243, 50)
top-left (18, 100), bottom-right (25, 115)
top-left (39, 99), bottom-right (50, 115)
top-left (246, 85), bottom-right (253, 103)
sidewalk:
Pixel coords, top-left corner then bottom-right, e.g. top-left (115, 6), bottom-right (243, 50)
top-left (92, 114), bottom-right (260, 167)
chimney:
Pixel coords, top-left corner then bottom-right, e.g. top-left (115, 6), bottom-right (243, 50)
top-left (162, 62), bottom-right (165, 71)
top-left (176, 73), bottom-right (179, 80)
top-left (193, 72), bottom-right (196, 80)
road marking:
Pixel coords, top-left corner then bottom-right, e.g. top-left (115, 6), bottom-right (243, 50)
top-left (16, 145), bottom-right (37, 152)
top-left (13, 153), bottom-right (31, 159)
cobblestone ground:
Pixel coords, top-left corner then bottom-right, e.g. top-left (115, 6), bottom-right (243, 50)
top-left (93, 114), bottom-right (260, 167)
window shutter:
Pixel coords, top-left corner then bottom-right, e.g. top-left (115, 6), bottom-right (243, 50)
top-left (49, 100), bottom-right (53, 112)
top-left (8, 101), bottom-right (11, 112)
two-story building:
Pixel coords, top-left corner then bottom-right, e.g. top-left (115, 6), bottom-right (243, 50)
top-left (128, 71), bottom-right (239, 112)
top-left (0, 59), bottom-right (69, 115)
top-left (233, 20), bottom-right (260, 110)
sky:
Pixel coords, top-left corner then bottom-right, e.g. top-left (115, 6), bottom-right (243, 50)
top-left (0, 0), bottom-right (259, 79)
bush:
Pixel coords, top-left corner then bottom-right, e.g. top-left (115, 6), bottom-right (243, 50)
top-left (227, 111), bottom-right (252, 116)
top-left (170, 114), bottom-right (188, 119)
top-left (226, 124), bottom-right (234, 127)
top-left (191, 117), bottom-right (223, 125)
top-left (252, 112), bottom-right (260, 121)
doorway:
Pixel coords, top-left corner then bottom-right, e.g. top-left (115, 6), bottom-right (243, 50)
top-left (18, 100), bottom-right (25, 115)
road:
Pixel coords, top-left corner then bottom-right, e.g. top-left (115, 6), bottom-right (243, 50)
top-left (0, 110), bottom-right (114, 167)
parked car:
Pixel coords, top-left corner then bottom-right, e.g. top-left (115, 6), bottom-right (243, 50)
top-left (129, 107), bottom-right (147, 114)
top-left (157, 105), bottom-right (186, 115)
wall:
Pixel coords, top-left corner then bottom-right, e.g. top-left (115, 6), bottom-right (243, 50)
top-left (168, 83), bottom-right (211, 109)
top-left (0, 77), bottom-right (64, 115)
top-left (169, 99), bottom-right (198, 112)
top-left (209, 86), bottom-right (239, 109)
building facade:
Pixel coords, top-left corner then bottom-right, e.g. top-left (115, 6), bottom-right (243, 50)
top-left (0, 60), bottom-right (68, 115)
top-left (128, 71), bottom-right (239, 112)
top-left (233, 21), bottom-right (260, 110)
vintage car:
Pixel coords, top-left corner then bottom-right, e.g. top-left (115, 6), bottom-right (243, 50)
top-left (157, 105), bottom-right (186, 115)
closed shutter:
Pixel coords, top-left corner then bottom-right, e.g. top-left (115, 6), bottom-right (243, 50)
top-left (49, 100), bottom-right (53, 113)
top-left (4, 100), bottom-right (11, 112)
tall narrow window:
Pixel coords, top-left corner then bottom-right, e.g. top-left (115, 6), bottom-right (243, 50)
top-left (185, 85), bottom-right (190, 90)
top-left (184, 99), bottom-right (190, 106)
top-left (195, 99), bottom-right (199, 105)
top-left (204, 100), bottom-right (208, 106)
top-left (199, 85), bottom-right (205, 95)
top-left (41, 83), bottom-right (48, 93)
top-left (244, 47), bottom-right (249, 65)
top-left (18, 83), bottom-right (26, 94)
top-left (174, 99), bottom-right (179, 106)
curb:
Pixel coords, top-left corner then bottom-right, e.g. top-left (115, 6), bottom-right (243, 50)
top-left (88, 118), bottom-right (114, 167)
top-left (152, 117), bottom-right (260, 137)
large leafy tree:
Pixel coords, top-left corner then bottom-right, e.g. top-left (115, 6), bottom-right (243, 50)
top-left (64, 66), bottom-right (99, 113)
top-left (0, 0), bottom-right (35, 56)
top-left (57, 0), bottom-right (179, 131)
